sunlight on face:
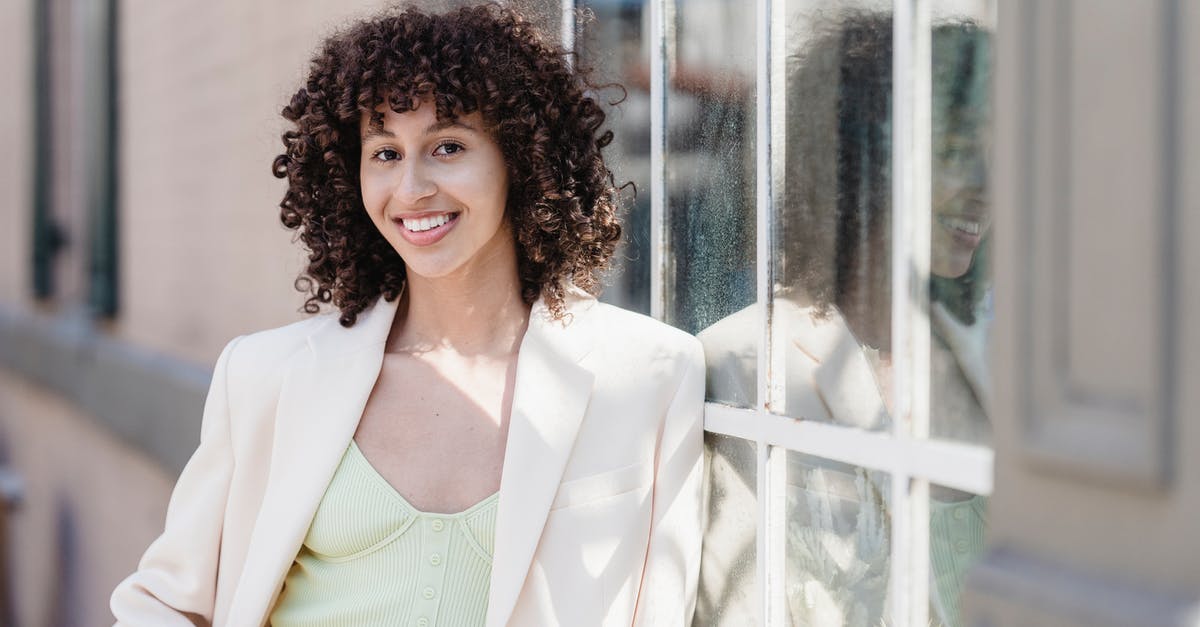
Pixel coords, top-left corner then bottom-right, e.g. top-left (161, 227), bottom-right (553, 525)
top-left (359, 101), bottom-right (512, 282)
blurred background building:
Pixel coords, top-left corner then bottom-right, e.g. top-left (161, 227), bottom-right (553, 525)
top-left (0, 0), bottom-right (1196, 625)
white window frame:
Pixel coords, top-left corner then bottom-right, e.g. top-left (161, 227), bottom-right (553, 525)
top-left (567, 0), bottom-right (996, 624)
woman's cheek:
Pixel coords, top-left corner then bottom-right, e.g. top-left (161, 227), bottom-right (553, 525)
top-left (359, 172), bottom-right (390, 218)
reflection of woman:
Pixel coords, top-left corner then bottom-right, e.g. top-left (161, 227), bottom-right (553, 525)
top-left (695, 12), bottom-right (991, 627)
top-left (111, 6), bottom-right (704, 626)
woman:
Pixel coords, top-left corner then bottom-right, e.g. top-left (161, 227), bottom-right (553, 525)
top-left (694, 11), bottom-right (991, 627)
top-left (111, 5), bottom-right (704, 626)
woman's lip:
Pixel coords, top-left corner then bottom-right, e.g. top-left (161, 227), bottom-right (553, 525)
top-left (393, 213), bottom-right (460, 247)
top-left (936, 214), bottom-right (985, 248)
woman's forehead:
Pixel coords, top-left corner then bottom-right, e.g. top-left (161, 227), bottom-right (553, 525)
top-left (359, 102), bottom-right (485, 135)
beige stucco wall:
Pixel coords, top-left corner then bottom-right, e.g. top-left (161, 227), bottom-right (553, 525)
top-left (112, 0), bottom-right (395, 368)
top-left (0, 369), bottom-right (176, 627)
top-left (987, 1), bottom-right (1200, 596)
top-left (0, 0), bottom-right (33, 311)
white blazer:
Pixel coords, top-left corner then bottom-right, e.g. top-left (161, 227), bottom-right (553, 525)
top-left (110, 286), bottom-right (705, 627)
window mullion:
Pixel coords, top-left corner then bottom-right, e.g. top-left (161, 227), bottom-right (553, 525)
top-left (560, 0), bottom-right (575, 58)
top-left (754, 0), bottom-right (785, 623)
top-left (891, 0), bottom-right (933, 625)
top-left (704, 404), bottom-right (994, 495)
top-left (649, 0), bottom-right (672, 322)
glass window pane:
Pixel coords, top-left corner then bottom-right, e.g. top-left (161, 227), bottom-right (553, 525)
top-left (696, 433), bottom-right (759, 626)
top-left (928, 1), bottom-right (994, 446)
top-left (579, 0), bottom-right (653, 316)
top-left (785, 452), bottom-right (891, 627)
top-left (671, 0), bottom-right (757, 407)
top-left (783, 462), bottom-right (988, 627)
top-left (772, 7), bottom-right (894, 427)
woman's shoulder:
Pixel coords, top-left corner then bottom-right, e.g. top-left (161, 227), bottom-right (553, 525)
top-left (587, 301), bottom-right (703, 364)
top-left (695, 303), bottom-right (762, 356)
top-left (221, 311), bottom-right (336, 376)
top-left (696, 297), bottom-right (846, 364)
top-left (579, 302), bottom-right (704, 406)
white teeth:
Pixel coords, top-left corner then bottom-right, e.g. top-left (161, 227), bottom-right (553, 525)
top-left (940, 216), bottom-right (981, 235)
top-left (402, 213), bottom-right (453, 232)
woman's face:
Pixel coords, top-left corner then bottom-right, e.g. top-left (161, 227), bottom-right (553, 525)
top-left (930, 128), bottom-right (990, 278)
top-left (929, 26), bottom-right (993, 279)
top-left (359, 102), bottom-right (512, 281)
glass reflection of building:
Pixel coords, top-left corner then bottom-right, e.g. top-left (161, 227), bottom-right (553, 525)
top-left (580, 0), bottom-right (759, 327)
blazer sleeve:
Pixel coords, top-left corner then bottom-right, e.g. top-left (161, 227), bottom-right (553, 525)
top-left (110, 335), bottom-right (244, 627)
top-left (633, 339), bottom-right (706, 626)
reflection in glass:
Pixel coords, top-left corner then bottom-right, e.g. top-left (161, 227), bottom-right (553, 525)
top-left (926, 15), bottom-right (995, 608)
top-left (785, 452), bottom-right (890, 627)
top-left (771, 8), bottom-right (897, 430)
top-left (928, 3), bottom-right (994, 445)
top-left (695, 433), bottom-right (758, 626)
top-left (783, 462), bottom-right (988, 627)
top-left (928, 485), bottom-right (987, 627)
top-left (578, 0), bottom-right (652, 315)
top-left (666, 0), bottom-right (757, 341)
top-left (692, 4), bottom-right (993, 626)
top-left (767, 5), bottom-right (993, 447)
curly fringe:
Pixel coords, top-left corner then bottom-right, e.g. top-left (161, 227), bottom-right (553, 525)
top-left (273, 3), bottom-right (622, 326)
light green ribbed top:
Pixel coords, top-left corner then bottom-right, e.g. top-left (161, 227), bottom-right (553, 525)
top-left (270, 440), bottom-right (498, 627)
top-left (929, 494), bottom-right (987, 627)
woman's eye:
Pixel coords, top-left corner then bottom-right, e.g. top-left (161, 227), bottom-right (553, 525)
top-left (434, 142), bottom-right (464, 156)
top-left (373, 148), bottom-right (400, 162)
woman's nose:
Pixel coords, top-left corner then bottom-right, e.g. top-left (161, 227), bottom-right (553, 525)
top-left (393, 159), bottom-right (438, 204)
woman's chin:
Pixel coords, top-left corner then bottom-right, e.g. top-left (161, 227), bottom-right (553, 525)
top-left (931, 252), bottom-right (975, 279)
top-left (399, 257), bottom-right (466, 283)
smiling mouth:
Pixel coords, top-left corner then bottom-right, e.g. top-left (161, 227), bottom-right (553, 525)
top-left (399, 212), bottom-right (460, 232)
top-left (937, 215), bottom-right (984, 236)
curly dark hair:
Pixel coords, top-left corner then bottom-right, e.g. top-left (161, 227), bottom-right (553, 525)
top-left (272, 3), bottom-right (622, 326)
top-left (780, 12), bottom-right (992, 350)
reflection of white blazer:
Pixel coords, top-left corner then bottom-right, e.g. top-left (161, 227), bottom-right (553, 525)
top-left (110, 287), bottom-right (705, 627)
top-left (694, 297), bottom-right (989, 627)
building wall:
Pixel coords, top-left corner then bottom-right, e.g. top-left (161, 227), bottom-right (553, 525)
top-left (114, 0), bottom-right (392, 368)
top-left (0, 370), bottom-right (174, 627)
top-left (0, 0), bottom-right (33, 310)
top-left (965, 1), bottom-right (1200, 624)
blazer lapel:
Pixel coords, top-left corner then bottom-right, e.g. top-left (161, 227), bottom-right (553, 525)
top-left (227, 296), bottom-right (400, 626)
top-left (485, 289), bottom-right (597, 627)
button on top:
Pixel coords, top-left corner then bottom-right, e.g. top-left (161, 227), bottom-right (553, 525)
top-left (430, 553), bottom-right (442, 566)
top-left (954, 539), bottom-right (969, 554)
top-left (431, 519), bottom-right (445, 532)
top-left (423, 587), bottom-right (436, 600)
top-left (953, 506), bottom-right (968, 521)
top-left (417, 618), bottom-right (429, 627)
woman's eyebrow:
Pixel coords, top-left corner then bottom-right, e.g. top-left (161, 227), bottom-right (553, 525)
top-left (361, 125), bottom-right (394, 142)
top-left (424, 119), bottom-right (478, 134)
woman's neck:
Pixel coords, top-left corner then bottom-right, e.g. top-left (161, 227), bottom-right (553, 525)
top-left (388, 254), bottom-right (530, 358)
